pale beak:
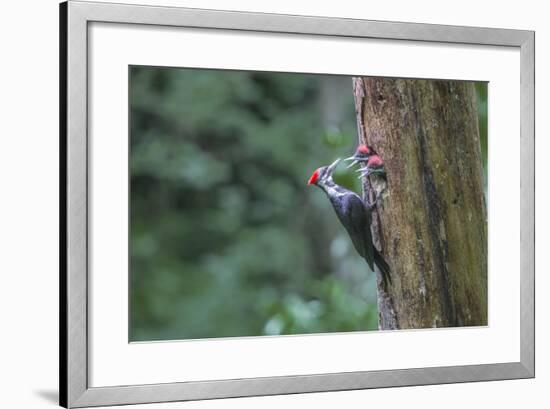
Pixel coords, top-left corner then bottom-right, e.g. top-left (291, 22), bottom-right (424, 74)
top-left (326, 158), bottom-right (341, 175)
top-left (357, 167), bottom-right (370, 179)
top-left (344, 155), bottom-right (366, 168)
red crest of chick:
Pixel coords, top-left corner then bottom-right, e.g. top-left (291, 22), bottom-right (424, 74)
top-left (357, 145), bottom-right (370, 155)
top-left (367, 155), bottom-right (384, 168)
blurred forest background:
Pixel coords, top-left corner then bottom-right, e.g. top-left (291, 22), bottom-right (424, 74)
top-left (129, 66), bottom-right (487, 341)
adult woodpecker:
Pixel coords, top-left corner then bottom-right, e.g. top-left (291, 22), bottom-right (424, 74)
top-left (307, 158), bottom-right (391, 287)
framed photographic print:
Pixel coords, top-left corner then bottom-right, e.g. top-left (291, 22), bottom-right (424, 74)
top-left (60, 1), bottom-right (534, 407)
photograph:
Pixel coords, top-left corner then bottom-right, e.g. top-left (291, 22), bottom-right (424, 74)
top-left (1, 0), bottom-right (541, 408)
top-left (129, 66), bottom-right (488, 341)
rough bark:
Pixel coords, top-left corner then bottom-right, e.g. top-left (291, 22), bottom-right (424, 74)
top-left (352, 77), bottom-right (487, 330)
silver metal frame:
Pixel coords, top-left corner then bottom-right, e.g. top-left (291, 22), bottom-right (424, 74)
top-left (60, 1), bottom-right (535, 407)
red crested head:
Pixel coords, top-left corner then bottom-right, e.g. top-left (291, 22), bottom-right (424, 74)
top-left (357, 145), bottom-right (370, 155)
top-left (307, 169), bottom-right (320, 185)
top-left (367, 154), bottom-right (384, 168)
top-left (308, 159), bottom-right (341, 186)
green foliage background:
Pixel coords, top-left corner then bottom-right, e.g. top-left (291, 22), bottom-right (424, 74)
top-left (130, 66), bottom-right (487, 341)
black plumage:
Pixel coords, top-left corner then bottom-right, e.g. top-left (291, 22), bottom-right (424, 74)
top-left (308, 159), bottom-right (391, 287)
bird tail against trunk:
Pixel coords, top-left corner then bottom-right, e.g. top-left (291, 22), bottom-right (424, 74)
top-left (374, 248), bottom-right (391, 286)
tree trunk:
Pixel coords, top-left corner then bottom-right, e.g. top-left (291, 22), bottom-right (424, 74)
top-left (352, 77), bottom-right (487, 330)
